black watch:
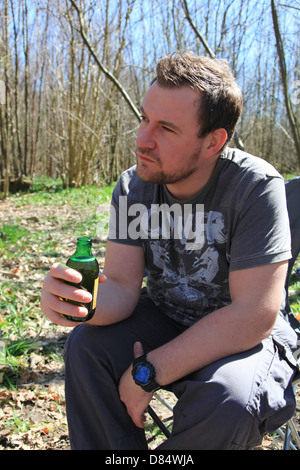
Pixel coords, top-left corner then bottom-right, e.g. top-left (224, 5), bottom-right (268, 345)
top-left (131, 354), bottom-right (160, 392)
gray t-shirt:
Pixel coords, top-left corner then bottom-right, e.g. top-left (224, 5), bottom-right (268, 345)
top-left (108, 148), bottom-right (291, 326)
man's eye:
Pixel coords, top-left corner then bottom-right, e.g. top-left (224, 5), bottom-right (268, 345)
top-left (163, 126), bottom-right (174, 133)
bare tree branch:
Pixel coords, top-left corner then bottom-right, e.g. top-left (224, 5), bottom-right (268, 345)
top-left (271, 0), bottom-right (300, 166)
top-left (181, 0), bottom-right (216, 58)
top-left (69, 0), bottom-right (140, 122)
top-left (181, 0), bottom-right (244, 151)
top-left (278, 4), bottom-right (300, 12)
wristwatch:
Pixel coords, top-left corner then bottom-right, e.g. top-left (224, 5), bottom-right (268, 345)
top-left (131, 354), bottom-right (160, 392)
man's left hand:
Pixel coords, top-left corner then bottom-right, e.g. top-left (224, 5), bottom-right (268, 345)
top-left (118, 342), bottom-right (154, 428)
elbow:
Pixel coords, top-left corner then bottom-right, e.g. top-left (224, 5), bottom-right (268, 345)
top-left (234, 301), bottom-right (280, 349)
top-left (253, 304), bottom-right (280, 343)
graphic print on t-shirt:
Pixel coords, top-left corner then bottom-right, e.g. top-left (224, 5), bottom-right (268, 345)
top-left (145, 210), bottom-right (230, 325)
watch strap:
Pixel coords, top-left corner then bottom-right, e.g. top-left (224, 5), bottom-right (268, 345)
top-left (132, 354), bottom-right (160, 392)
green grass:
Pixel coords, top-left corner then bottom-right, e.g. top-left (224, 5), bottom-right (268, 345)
top-left (0, 176), bottom-right (114, 389)
top-left (10, 178), bottom-right (114, 208)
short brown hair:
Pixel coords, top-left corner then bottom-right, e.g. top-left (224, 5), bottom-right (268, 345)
top-left (152, 51), bottom-right (242, 147)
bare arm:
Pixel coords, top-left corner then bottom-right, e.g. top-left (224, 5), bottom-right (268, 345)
top-left (147, 260), bottom-right (288, 385)
top-left (40, 241), bottom-right (145, 327)
top-left (119, 260), bottom-right (288, 427)
top-left (90, 241), bottom-right (145, 325)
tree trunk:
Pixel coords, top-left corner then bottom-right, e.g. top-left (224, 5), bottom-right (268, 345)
top-left (271, 0), bottom-right (300, 167)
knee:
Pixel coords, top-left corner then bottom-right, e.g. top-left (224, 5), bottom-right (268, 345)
top-left (176, 377), bottom-right (248, 420)
top-left (172, 380), bottom-right (260, 449)
top-left (63, 322), bottom-right (135, 381)
top-left (64, 324), bottom-right (93, 360)
top-left (63, 324), bottom-right (117, 383)
top-left (64, 323), bottom-right (110, 368)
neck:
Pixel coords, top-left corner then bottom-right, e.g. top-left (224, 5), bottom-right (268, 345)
top-left (166, 157), bottom-right (219, 201)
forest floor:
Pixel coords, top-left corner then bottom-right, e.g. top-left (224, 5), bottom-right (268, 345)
top-left (0, 184), bottom-right (299, 451)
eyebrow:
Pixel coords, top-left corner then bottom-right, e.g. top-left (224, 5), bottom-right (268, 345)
top-left (139, 105), bottom-right (182, 134)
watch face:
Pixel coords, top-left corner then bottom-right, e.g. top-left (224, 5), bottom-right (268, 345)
top-left (135, 364), bottom-right (151, 384)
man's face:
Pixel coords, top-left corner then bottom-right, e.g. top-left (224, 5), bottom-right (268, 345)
top-left (136, 82), bottom-right (207, 196)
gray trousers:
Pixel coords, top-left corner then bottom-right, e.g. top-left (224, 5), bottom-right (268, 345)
top-left (64, 294), bottom-right (297, 450)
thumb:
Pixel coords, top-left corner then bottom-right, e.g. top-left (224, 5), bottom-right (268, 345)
top-left (133, 341), bottom-right (144, 359)
top-left (98, 272), bottom-right (107, 283)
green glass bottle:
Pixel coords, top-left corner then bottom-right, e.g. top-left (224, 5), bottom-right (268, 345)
top-left (63, 236), bottom-right (99, 322)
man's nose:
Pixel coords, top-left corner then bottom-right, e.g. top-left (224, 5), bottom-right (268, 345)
top-left (136, 123), bottom-right (156, 149)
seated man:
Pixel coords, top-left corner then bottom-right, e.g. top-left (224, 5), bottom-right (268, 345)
top-left (40, 51), bottom-right (298, 450)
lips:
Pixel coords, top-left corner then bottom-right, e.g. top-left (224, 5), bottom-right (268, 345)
top-left (136, 148), bottom-right (158, 165)
top-left (138, 154), bottom-right (156, 163)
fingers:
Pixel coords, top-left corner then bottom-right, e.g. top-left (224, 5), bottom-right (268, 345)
top-left (41, 263), bottom-right (107, 327)
top-left (40, 263), bottom-right (92, 326)
top-left (49, 262), bottom-right (82, 283)
top-left (40, 300), bottom-right (87, 327)
top-left (40, 289), bottom-right (90, 326)
top-left (134, 411), bottom-right (147, 429)
top-left (45, 275), bottom-right (92, 303)
top-left (99, 272), bottom-right (107, 283)
top-left (133, 341), bottom-right (144, 359)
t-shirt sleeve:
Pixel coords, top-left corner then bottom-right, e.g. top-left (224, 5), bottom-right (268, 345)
top-left (107, 178), bottom-right (144, 247)
top-left (229, 176), bottom-right (291, 271)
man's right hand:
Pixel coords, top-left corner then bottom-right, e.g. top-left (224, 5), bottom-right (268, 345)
top-left (40, 242), bottom-right (145, 327)
top-left (40, 262), bottom-right (93, 326)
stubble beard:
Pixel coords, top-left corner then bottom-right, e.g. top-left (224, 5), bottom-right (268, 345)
top-left (136, 147), bottom-right (201, 186)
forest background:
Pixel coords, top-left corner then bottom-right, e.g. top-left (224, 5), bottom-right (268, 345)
top-left (0, 0), bottom-right (300, 450)
top-left (0, 0), bottom-right (299, 194)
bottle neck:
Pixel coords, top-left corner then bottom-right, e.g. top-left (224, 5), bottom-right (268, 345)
top-left (70, 237), bottom-right (95, 261)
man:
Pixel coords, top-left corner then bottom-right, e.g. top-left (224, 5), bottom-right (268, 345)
top-left (40, 51), bottom-right (298, 450)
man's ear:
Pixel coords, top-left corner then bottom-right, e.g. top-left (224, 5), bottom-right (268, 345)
top-left (205, 128), bottom-right (228, 157)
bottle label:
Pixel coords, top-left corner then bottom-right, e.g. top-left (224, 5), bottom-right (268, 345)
top-left (92, 277), bottom-right (99, 309)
